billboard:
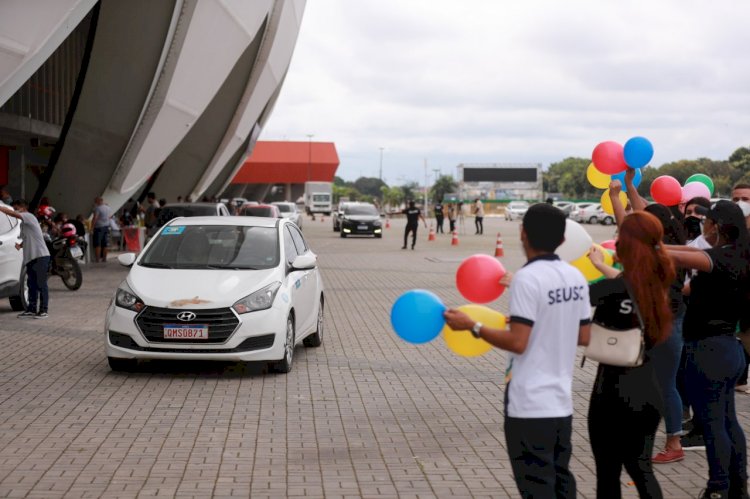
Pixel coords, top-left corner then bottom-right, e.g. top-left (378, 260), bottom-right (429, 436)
top-left (458, 163), bottom-right (542, 200)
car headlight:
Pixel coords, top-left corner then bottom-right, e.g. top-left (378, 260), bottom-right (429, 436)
top-left (232, 281), bottom-right (281, 314)
top-left (115, 283), bottom-right (145, 312)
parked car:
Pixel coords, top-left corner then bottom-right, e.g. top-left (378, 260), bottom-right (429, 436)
top-left (597, 210), bottom-right (615, 225)
top-left (571, 202), bottom-right (596, 223)
top-left (339, 203), bottom-right (382, 238)
top-left (271, 202), bottom-right (302, 229)
top-left (504, 201), bottom-right (530, 221)
top-left (554, 201), bottom-right (574, 217)
top-left (105, 216), bottom-right (324, 373)
top-left (239, 204), bottom-right (281, 218)
top-left (157, 202), bottom-right (230, 227)
top-left (577, 203), bottom-right (602, 224)
top-left (0, 202), bottom-right (26, 310)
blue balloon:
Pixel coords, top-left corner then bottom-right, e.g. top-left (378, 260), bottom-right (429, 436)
top-left (623, 136), bottom-right (654, 169)
top-left (612, 168), bottom-right (642, 188)
top-left (390, 289), bottom-right (446, 344)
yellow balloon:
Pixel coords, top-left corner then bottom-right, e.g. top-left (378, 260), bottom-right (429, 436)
top-left (443, 304), bottom-right (505, 357)
top-left (571, 244), bottom-right (614, 282)
top-left (587, 162), bottom-right (610, 189)
top-left (600, 189), bottom-right (628, 215)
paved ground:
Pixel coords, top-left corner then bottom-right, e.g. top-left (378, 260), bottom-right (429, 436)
top-left (1, 215), bottom-right (748, 498)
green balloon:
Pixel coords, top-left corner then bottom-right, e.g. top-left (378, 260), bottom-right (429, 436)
top-left (685, 173), bottom-right (714, 196)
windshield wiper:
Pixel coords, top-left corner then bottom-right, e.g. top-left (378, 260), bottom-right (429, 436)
top-left (205, 264), bottom-right (260, 270)
top-left (140, 262), bottom-right (174, 269)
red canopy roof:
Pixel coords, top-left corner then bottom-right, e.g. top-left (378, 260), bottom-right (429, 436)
top-left (231, 141), bottom-right (339, 184)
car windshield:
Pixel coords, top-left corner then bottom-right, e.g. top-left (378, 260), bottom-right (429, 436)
top-left (157, 205), bottom-right (215, 224)
top-left (275, 204), bottom-right (293, 213)
top-left (313, 194), bottom-right (329, 202)
top-left (140, 225), bottom-right (279, 270)
top-left (241, 206), bottom-right (275, 217)
top-left (344, 205), bottom-right (378, 216)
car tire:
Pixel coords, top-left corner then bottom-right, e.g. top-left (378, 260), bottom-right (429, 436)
top-left (304, 298), bottom-right (324, 348)
top-left (333, 223), bottom-right (339, 232)
top-left (375, 234), bottom-right (382, 238)
top-left (588, 216), bottom-right (598, 224)
top-left (602, 217), bottom-right (613, 225)
top-left (340, 231), bottom-right (346, 238)
top-left (9, 267), bottom-right (28, 311)
top-left (272, 315), bottom-right (295, 373)
top-left (108, 357), bottom-right (137, 372)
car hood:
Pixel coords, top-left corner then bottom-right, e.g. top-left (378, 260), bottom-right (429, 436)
top-left (126, 266), bottom-right (279, 308)
top-left (342, 215), bottom-right (379, 222)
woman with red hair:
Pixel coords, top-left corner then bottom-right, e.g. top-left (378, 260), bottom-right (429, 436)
top-left (587, 211), bottom-right (676, 498)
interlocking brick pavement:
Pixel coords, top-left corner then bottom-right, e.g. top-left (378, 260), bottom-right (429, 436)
top-left (1, 215), bottom-right (748, 498)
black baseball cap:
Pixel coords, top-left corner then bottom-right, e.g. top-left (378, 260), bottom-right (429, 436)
top-left (695, 200), bottom-right (745, 227)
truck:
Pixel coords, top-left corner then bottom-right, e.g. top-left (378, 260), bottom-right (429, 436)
top-left (304, 181), bottom-right (333, 216)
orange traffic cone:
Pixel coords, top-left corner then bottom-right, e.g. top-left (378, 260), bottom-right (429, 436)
top-left (385, 218), bottom-right (391, 229)
top-left (428, 224), bottom-right (436, 241)
top-left (451, 230), bottom-right (459, 246)
top-left (495, 232), bottom-right (504, 257)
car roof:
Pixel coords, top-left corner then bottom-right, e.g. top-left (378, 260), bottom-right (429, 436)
top-left (271, 201), bottom-right (294, 205)
top-left (164, 216), bottom-right (279, 228)
top-left (241, 203), bottom-right (275, 208)
top-left (162, 202), bottom-right (222, 207)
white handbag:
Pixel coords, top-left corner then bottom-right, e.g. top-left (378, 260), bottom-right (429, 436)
top-left (584, 280), bottom-right (646, 368)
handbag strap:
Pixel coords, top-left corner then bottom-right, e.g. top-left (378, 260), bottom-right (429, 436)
top-left (621, 277), bottom-right (646, 332)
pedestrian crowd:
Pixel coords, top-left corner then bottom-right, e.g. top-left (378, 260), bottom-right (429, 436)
top-left (444, 171), bottom-right (750, 499)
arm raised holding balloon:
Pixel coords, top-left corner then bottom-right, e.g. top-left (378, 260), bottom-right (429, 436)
top-left (608, 180), bottom-right (627, 228)
top-left (624, 167), bottom-right (648, 212)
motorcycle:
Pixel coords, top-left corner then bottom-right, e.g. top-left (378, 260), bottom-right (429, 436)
top-left (47, 234), bottom-right (85, 290)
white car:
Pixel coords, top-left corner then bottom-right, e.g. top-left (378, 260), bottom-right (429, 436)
top-left (272, 202), bottom-right (302, 229)
top-left (577, 203), bottom-right (602, 224)
top-left (105, 216), bottom-right (324, 373)
top-left (570, 202), bottom-right (595, 223)
top-left (504, 201), bottom-right (530, 221)
top-left (0, 202), bottom-right (26, 310)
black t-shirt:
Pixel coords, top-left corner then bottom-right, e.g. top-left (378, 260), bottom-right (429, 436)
top-left (404, 207), bottom-right (421, 225)
top-left (683, 245), bottom-right (750, 341)
top-left (590, 277), bottom-right (640, 331)
top-left (434, 204), bottom-right (443, 217)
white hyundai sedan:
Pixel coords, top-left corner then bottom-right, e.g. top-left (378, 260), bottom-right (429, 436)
top-left (105, 216), bottom-right (324, 373)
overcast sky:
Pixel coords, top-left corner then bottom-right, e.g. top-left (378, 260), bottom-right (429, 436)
top-left (261, 0), bottom-right (750, 184)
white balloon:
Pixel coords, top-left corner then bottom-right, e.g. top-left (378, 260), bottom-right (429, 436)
top-left (556, 219), bottom-right (593, 262)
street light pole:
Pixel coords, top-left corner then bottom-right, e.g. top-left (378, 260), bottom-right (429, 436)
top-left (379, 147), bottom-right (384, 181)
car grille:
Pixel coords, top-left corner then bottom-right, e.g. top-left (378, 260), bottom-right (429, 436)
top-left (109, 331), bottom-right (275, 353)
top-left (135, 306), bottom-right (240, 343)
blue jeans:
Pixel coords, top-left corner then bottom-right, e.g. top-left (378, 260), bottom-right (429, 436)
top-left (685, 336), bottom-right (747, 493)
top-left (651, 311), bottom-right (684, 436)
top-left (26, 256), bottom-right (50, 313)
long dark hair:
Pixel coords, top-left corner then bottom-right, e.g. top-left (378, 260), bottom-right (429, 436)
top-left (644, 203), bottom-right (686, 245)
top-left (617, 212), bottom-right (676, 345)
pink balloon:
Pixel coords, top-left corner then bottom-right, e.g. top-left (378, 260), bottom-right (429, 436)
top-left (456, 254), bottom-right (506, 304)
top-left (600, 239), bottom-right (616, 251)
top-left (592, 141), bottom-right (628, 175)
top-left (681, 181), bottom-right (711, 203)
top-left (650, 176), bottom-right (682, 206)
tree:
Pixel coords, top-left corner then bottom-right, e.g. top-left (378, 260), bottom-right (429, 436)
top-left (401, 181), bottom-right (420, 203)
top-left (430, 175), bottom-right (458, 203)
top-left (544, 158), bottom-right (591, 198)
top-left (380, 185), bottom-right (404, 211)
top-left (353, 177), bottom-right (387, 198)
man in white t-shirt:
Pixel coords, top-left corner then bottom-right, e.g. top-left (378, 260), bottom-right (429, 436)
top-left (445, 203), bottom-right (591, 498)
top-left (473, 198), bottom-right (484, 235)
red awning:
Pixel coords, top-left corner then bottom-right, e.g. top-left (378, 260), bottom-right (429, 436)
top-left (232, 141), bottom-right (339, 184)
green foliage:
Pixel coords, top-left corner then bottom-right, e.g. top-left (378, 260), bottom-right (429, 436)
top-left (353, 177), bottom-right (387, 198)
top-left (380, 185), bottom-right (404, 209)
top-left (430, 175), bottom-right (458, 203)
top-left (545, 157), bottom-right (594, 198)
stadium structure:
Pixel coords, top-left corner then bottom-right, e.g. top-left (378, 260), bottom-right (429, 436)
top-left (0, 0), bottom-right (305, 214)
top-left (457, 163), bottom-right (542, 201)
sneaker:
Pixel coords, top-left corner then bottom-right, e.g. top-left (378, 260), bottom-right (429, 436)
top-left (699, 489), bottom-right (727, 499)
top-left (681, 431), bottom-right (706, 451)
top-left (652, 448), bottom-right (685, 464)
top-left (34, 312), bottom-right (48, 319)
top-left (17, 311), bottom-right (35, 318)
top-left (682, 418), bottom-right (695, 433)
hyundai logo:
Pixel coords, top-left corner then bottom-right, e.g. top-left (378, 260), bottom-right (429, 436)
top-left (177, 311), bottom-right (196, 322)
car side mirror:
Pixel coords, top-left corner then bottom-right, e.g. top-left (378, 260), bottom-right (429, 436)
top-left (117, 253), bottom-right (137, 267)
top-left (291, 254), bottom-right (316, 270)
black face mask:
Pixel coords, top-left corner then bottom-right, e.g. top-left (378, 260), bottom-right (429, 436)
top-left (684, 216), bottom-right (703, 239)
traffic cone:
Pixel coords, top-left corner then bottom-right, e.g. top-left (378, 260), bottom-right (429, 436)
top-left (428, 224), bottom-right (436, 241)
top-left (451, 230), bottom-right (459, 246)
top-left (385, 218), bottom-right (391, 229)
top-left (494, 232), bottom-right (504, 257)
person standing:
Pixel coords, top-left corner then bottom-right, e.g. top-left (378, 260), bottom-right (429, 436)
top-left (402, 200), bottom-right (426, 250)
top-left (434, 200), bottom-right (444, 234)
top-left (444, 204), bottom-right (591, 498)
top-left (473, 198), bottom-right (484, 235)
top-left (91, 196), bottom-right (113, 263)
top-left (587, 211), bottom-right (675, 498)
top-left (144, 192), bottom-right (161, 237)
top-left (0, 199), bottom-right (51, 319)
top-left (668, 201), bottom-right (749, 498)
top-left (447, 203), bottom-right (457, 233)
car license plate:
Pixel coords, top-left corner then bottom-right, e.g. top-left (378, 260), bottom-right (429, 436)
top-left (70, 246), bottom-right (83, 258)
top-left (357, 225), bottom-right (368, 230)
top-left (163, 324), bottom-right (208, 339)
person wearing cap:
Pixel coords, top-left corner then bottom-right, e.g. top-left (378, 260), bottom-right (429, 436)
top-left (667, 200), bottom-right (749, 499)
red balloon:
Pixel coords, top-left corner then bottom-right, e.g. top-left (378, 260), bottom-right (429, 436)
top-left (650, 175), bottom-right (682, 206)
top-left (600, 239), bottom-right (616, 251)
top-left (592, 141), bottom-right (628, 175)
top-left (456, 254), bottom-right (506, 304)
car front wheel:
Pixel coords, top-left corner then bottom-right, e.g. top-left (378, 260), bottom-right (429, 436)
top-left (108, 357), bottom-right (137, 372)
top-left (304, 298), bottom-right (324, 348)
top-left (588, 216), bottom-right (598, 224)
top-left (271, 315), bottom-right (295, 373)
